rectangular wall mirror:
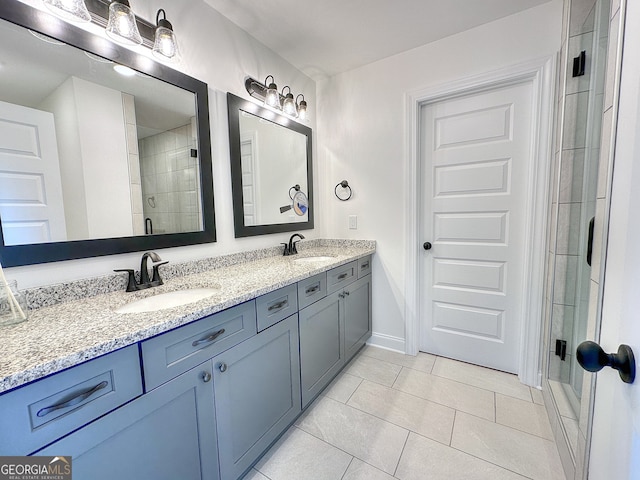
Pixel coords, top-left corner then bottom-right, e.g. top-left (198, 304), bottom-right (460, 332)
top-left (0, 1), bottom-right (215, 267)
top-left (227, 92), bottom-right (313, 237)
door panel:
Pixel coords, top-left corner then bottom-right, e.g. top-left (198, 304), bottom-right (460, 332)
top-left (420, 82), bottom-right (533, 373)
top-left (0, 100), bottom-right (66, 244)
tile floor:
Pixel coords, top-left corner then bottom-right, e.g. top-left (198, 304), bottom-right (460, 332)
top-left (244, 346), bottom-right (566, 480)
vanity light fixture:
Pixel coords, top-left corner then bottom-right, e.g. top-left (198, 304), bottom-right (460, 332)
top-left (43, 0), bottom-right (91, 23)
top-left (281, 86), bottom-right (297, 116)
top-left (152, 9), bottom-right (180, 61)
top-left (245, 76), bottom-right (308, 121)
top-left (264, 75), bottom-right (280, 108)
top-left (296, 94), bottom-right (307, 121)
top-left (106, 0), bottom-right (142, 45)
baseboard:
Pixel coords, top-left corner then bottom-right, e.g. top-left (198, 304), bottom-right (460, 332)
top-left (367, 332), bottom-right (406, 353)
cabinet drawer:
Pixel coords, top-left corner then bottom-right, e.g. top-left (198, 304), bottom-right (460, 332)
top-left (327, 261), bottom-right (358, 294)
top-left (255, 284), bottom-right (298, 332)
top-left (358, 255), bottom-right (372, 278)
top-left (141, 301), bottom-right (256, 390)
top-left (0, 345), bottom-right (142, 455)
top-left (297, 272), bottom-right (327, 309)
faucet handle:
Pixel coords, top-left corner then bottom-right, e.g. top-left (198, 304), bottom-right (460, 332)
top-left (151, 261), bottom-right (169, 285)
top-left (114, 269), bottom-right (137, 292)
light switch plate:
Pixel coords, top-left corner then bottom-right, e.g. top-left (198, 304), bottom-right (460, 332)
top-left (349, 215), bottom-right (358, 229)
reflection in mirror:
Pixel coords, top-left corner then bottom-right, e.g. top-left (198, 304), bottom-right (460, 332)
top-left (227, 93), bottom-right (313, 237)
top-left (0, 1), bottom-right (215, 266)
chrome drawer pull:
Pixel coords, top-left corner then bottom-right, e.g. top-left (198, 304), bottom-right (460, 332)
top-left (37, 380), bottom-right (109, 418)
top-left (268, 300), bottom-right (288, 312)
top-left (192, 328), bottom-right (226, 347)
top-left (361, 262), bottom-right (370, 269)
top-left (337, 273), bottom-right (348, 280)
top-left (305, 285), bottom-right (320, 295)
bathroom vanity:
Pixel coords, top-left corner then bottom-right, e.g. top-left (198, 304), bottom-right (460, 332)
top-left (0, 242), bottom-right (373, 480)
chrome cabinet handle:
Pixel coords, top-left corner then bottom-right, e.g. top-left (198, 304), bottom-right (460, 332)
top-left (217, 362), bottom-right (228, 373)
top-left (201, 371), bottom-right (212, 383)
top-left (192, 328), bottom-right (225, 347)
top-left (37, 381), bottom-right (109, 417)
top-left (305, 284), bottom-right (320, 295)
top-left (268, 300), bottom-right (288, 312)
top-left (337, 273), bottom-right (348, 280)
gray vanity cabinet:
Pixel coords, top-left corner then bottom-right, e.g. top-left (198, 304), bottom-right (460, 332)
top-left (38, 362), bottom-right (220, 480)
top-left (343, 274), bottom-right (372, 361)
top-left (299, 290), bottom-right (344, 407)
top-left (300, 261), bottom-right (372, 407)
top-left (212, 313), bottom-right (301, 480)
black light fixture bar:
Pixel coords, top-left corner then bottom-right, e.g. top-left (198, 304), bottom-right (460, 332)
top-left (245, 76), bottom-right (285, 104)
top-left (84, 0), bottom-right (155, 48)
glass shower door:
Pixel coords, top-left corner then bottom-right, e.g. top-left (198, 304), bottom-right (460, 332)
top-left (547, 0), bottom-right (610, 464)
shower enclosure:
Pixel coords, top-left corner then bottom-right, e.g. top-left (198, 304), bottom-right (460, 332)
top-left (546, 0), bottom-right (611, 475)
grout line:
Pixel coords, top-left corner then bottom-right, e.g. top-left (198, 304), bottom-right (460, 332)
top-left (449, 409), bottom-right (457, 446)
top-left (392, 430), bottom-right (411, 478)
top-left (339, 457), bottom-right (355, 480)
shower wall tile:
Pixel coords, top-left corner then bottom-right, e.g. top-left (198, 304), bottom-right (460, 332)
top-left (569, 0), bottom-right (596, 36)
top-left (604, 10), bottom-right (619, 109)
top-left (553, 254), bottom-right (579, 305)
top-left (559, 149), bottom-right (585, 203)
top-left (562, 92), bottom-right (590, 149)
top-left (556, 203), bottom-right (582, 255)
top-left (597, 107), bottom-right (613, 199)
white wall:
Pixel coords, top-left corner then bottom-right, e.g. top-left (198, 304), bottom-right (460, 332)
top-left (8, 0), bottom-right (317, 287)
top-left (317, 1), bottom-right (563, 350)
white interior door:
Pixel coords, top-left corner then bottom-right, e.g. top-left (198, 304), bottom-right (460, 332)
top-left (419, 81), bottom-right (533, 373)
top-left (0, 100), bottom-right (66, 244)
top-left (240, 131), bottom-right (258, 226)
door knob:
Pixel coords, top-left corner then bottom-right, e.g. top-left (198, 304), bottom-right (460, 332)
top-left (423, 242), bottom-right (432, 250)
top-left (577, 341), bottom-right (636, 384)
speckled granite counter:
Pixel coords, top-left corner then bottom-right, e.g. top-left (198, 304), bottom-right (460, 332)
top-left (0, 239), bottom-right (375, 394)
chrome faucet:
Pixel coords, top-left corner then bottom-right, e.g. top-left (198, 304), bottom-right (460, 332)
top-left (282, 233), bottom-right (305, 256)
top-left (115, 251), bottom-right (168, 292)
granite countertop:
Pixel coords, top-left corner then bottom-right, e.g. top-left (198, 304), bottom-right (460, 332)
top-left (0, 241), bottom-right (375, 394)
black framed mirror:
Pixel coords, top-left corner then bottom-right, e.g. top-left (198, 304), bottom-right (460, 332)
top-left (0, 1), bottom-right (215, 267)
top-left (227, 92), bottom-right (313, 237)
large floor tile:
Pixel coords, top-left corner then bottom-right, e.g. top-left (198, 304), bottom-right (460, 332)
top-left (343, 354), bottom-right (402, 387)
top-left (295, 396), bottom-right (409, 474)
top-left (254, 427), bottom-right (352, 480)
top-left (347, 380), bottom-right (455, 445)
top-left (360, 345), bottom-right (436, 373)
top-left (396, 432), bottom-right (528, 480)
top-left (451, 412), bottom-right (565, 480)
top-left (342, 458), bottom-right (396, 480)
top-left (321, 372), bottom-right (362, 403)
top-left (432, 357), bottom-right (532, 401)
top-left (242, 469), bottom-right (270, 480)
top-left (496, 393), bottom-right (554, 440)
top-left (393, 367), bottom-right (495, 421)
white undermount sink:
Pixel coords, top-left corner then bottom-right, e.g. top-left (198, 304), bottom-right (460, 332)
top-left (115, 288), bottom-right (219, 314)
top-left (292, 255), bottom-right (336, 264)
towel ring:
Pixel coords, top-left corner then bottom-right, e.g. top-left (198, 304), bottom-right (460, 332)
top-left (335, 180), bottom-right (352, 201)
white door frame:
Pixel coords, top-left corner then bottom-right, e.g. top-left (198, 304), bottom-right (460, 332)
top-left (404, 56), bottom-right (556, 386)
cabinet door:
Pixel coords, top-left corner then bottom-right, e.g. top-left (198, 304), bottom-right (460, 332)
top-left (38, 363), bottom-right (219, 480)
top-left (344, 275), bottom-right (372, 362)
top-left (213, 314), bottom-right (301, 480)
top-left (299, 291), bottom-right (344, 407)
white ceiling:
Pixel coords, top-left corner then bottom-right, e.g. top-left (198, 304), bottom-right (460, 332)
top-left (203, 0), bottom-right (553, 80)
